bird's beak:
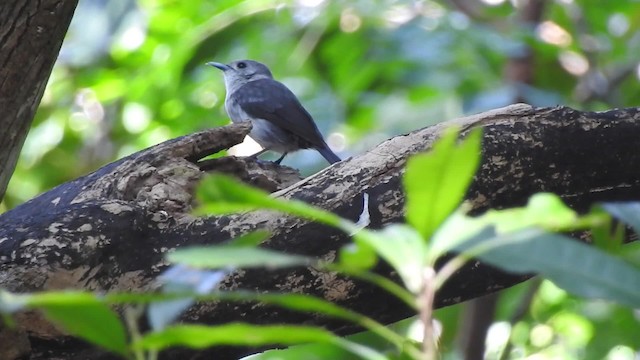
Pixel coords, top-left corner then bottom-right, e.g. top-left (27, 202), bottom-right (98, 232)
top-left (206, 62), bottom-right (232, 71)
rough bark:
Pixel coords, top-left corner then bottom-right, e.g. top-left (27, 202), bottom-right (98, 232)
top-left (2, 104), bottom-right (640, 359)
top-left (0, 0), bottom-right (79, 201)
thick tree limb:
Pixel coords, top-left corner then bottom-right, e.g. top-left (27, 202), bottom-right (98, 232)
top-left (0, 0), bottom-right (79, 200)
top-left (2, 104), bottom-right (640, 359)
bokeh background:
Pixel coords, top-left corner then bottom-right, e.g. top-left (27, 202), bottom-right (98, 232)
top-left (3, 0), bottom-right (640, 358)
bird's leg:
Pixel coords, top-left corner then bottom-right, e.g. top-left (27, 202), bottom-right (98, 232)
top-left (274, 152), bottom-right (288, 165)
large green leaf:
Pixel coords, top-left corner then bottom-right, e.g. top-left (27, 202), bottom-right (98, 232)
top-left (134, 324), bottom-right (386, 360)
top-left (430, 193), bottom-right (588, 262)
top-left (354, 225), bottom-right (427, 293)
top-left (403, 127), bottom-right (482, 240)
top-left (202, 291), bottom-right (408, 351)
top-left (25, 292), bottom-right (128, 357)
top-left (247, 317), bottom-right (421, 360)
top-left (454, 228), bottom-right (640, 307)
top-left (167, 245), bottom-right (313, 269)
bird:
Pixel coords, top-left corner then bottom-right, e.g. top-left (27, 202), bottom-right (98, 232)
top-left (207, 59), bottom-right (341, 165)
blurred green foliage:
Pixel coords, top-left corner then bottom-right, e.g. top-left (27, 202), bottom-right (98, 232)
top-left (3, 0), bottom-right (640, 358)
top-left (5, 0), bottom-right (640, 209)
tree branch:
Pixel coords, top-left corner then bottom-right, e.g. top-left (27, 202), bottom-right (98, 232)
top-left (2, 104), bottom-right (640, 359)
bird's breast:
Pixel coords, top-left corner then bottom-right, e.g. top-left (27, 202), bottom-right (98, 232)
top-left (225, 97), bottom-right (250, 124)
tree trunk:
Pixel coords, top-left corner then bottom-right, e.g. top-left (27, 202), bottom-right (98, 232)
top-left (0, 0), bottom-right (78, 200)
top-left (2, 104), bottom-right (640, 359)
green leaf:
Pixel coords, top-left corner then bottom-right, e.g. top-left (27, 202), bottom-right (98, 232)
top-left (135, 323), bottom-right (387, 360)
top-left (248, 317), bottom-right (421, 360)
top-left (403, 127), bottom-right (482, 240)
top-left (115, 289), bottom-right (406, 353)
top-left (338, 242), bottom-right (378, 271)
top-left (135, 324), bottom-right (332, 349)
top-left (195, 175), bottom-right (345, 229)
top-left (589, 205), bottom-right (625, 252)
top-left (455, 228), bottom-right (640, 307)
top-left (225, 230), bottom-right (271, 247)
top-left (430, 193), bottom-right (588, 261)
top-left (211, 291), bottom-right (407, 350)
top-left (26, 292), bottom-right (128, 356)
top-left (354, 225), bottom-right (428, 293)
top-left (168, 246), bottom-right (313, 269)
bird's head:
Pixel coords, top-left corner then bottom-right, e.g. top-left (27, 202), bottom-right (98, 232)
top-left (207, 60), bottom-right (273, 92)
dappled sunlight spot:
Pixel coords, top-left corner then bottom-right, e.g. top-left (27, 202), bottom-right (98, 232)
top-left (530, 324), bottom-right (554, 348)
top-left (607, 13), bottom-right (630, 37)
top-left (123, 103), bottom-right (152, 134)
top-left (606, 345), bottom-right (636, 360)
top-left (69, 113), bottom-right (92, 133)
top-left (293, 0), bottom-right (324, 25)
top-left (228, 136), bottom-right (263, 157)
top-left (537, 21), bottom-right (572, 47)
top-left (486, 321), bottom-right (511, 355)
top-left (340, 8), bottom-right (361, 33)
top-left (549, 311), bottom-right (594, 348)
top-left (559, 51), bottom-right (589, 76)
top-left (298, 0), bottom-right (326, 7)
top-left (402, 317), bottom-right (441, 343)
top-left (196, 90), bottom-right (219, 109)
top-left (421, 1), bottom-right (446, 19)
top-left (21, 117), bottom-right (65, 168)
top-left (152, 44), bottom-right (172, 65)
top-left (405, 318), bottom-right (425, 342)
top-left (384, 1), bottom-right (450, 28)
top-left (481, 0), bottom-right (506, 5)
top-left (115, 22), bottom-right (146, 51)
top-left (327, 132), bottom-right (346, 152)
top-left (384, 5), bottom-right (416, 27)
top-left (76, 89), bottom-right (104, 121)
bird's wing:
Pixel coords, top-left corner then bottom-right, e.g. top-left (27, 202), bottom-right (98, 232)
top-left (229, 79), bottom-right (328, 148)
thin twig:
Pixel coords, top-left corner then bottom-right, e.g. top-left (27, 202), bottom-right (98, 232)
top-left (420, 267), bottom-right (438, 360)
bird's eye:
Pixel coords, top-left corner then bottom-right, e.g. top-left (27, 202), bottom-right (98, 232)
top-left (237, 62), bottom-right (246, 69)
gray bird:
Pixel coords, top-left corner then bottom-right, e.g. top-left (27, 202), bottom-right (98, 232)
top-left (207, 59), bottom-right (341, 165)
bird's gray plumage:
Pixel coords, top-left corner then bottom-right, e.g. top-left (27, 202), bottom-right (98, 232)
top-left (207, 59), bottom-right (341, 164)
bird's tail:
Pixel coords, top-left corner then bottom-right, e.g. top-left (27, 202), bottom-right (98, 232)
top-left (317, 145), bottom-right (341, 164)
